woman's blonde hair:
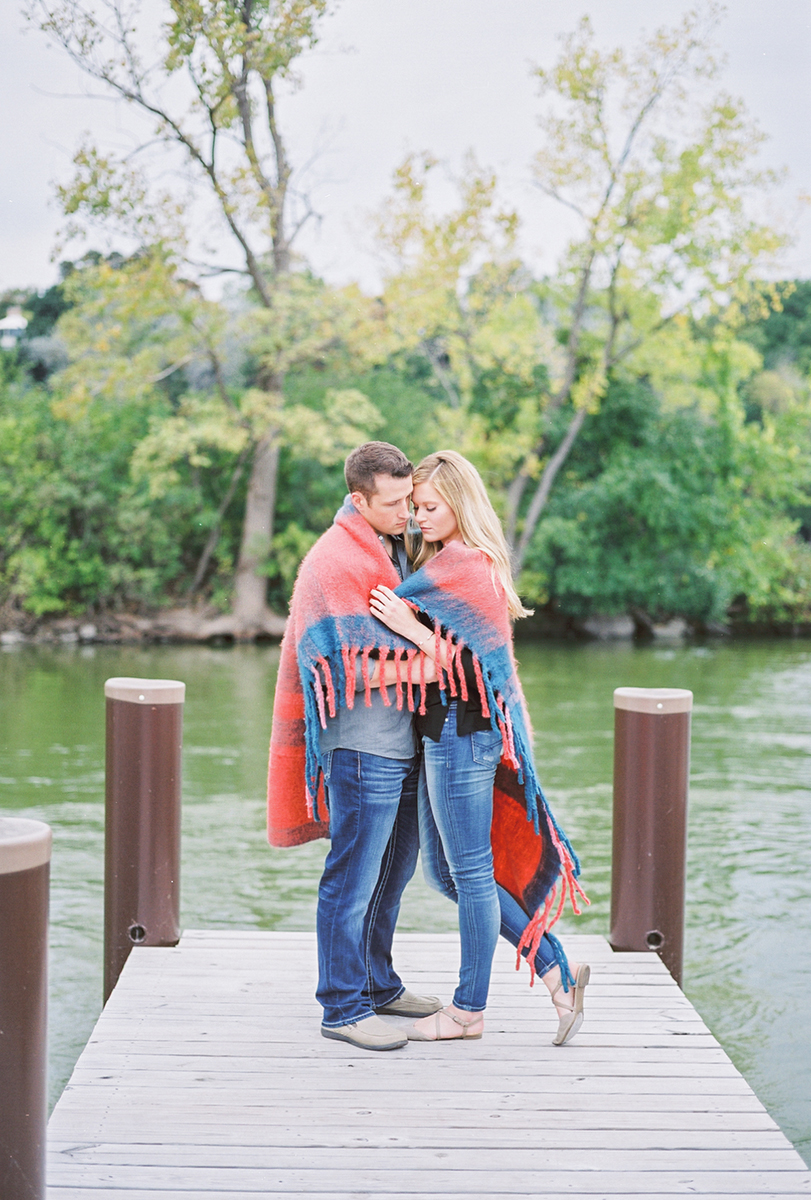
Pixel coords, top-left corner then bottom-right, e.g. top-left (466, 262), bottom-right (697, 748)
top-left (407, 450), bottom-right (532, 620)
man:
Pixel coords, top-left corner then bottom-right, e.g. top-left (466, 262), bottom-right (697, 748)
top-left (267, 442), bottom-right (441, 1051)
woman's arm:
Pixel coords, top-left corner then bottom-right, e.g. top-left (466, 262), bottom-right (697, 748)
top-left (366, 653), bottom-right (437, 689)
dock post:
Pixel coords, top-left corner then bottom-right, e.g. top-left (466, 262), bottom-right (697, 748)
top-left (104, 677), bottom-right (185, 1003)
top-left (0, 817), bottom-right (51, 1200)
top-left (610, 687), bottom-right (693, 986)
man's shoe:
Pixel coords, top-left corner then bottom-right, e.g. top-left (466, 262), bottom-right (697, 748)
top-left (321, 1014), bottom-right (408, 1051)
top-left (374, 988), bottom-right (443, 1018)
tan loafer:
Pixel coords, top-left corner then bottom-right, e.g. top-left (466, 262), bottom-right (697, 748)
top-left (375, 989), bottom-right (442, 1018)
top-left (321, 1014), bottom-right (407, 1051)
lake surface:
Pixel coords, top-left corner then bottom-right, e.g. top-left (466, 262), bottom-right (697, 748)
top-left (1, 638), bottom-right (809, 1163)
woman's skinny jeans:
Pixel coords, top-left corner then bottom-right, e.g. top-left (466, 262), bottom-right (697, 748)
top-left (419, 706), bottom-right (560, 1013)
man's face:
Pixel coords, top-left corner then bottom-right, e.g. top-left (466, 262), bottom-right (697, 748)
top-left (352, 473), bottom-right (413, 537)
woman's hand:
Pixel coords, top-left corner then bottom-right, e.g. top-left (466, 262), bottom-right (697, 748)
top-left (370, 586), bottom-right (427, 644)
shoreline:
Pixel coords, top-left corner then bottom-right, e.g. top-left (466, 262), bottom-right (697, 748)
top-left (2, 605), bottom-right (810, 647)
top-left (0, 606), bottom-right (287, 647)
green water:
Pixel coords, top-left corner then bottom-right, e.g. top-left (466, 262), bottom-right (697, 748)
top-left (1, 639), bottom-right (809, 1162)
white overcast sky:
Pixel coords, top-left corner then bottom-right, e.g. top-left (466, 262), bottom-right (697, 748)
top-left (1, 0), bottom-right (810, 295)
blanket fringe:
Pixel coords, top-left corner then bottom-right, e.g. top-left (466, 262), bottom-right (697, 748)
top-left (378, 646), bottom-right (391, 706)
top-left (495, 695), bottom-right (519, 770)
top-left (454, 640), bottom-right (469, 701)
top-left (348, 646), bottom-right (360, 710)
top-left (418, 648), bottom-right (427, 715)
top-left (514, 840), bottom-right (590, 985)
top-left (546, 931), bottom-right (575, 993)
top-left (516, 886), bottom-right (556, 985)
top-left (446, 630), bottom-right (457, 697)
top-left (316, 655), bottom-right (336, 719)
top-left (394, 648), bottom-right (405, 710)
top-left (311, 665), bottom-right (328, 729)
top-left (472, 654), bottom-right (490, 718)
top-left (435, 621), bottom-right (446, 702)
top-left (341, 646), bottom-right (353, 710)
top-left (405, 650), bottom-right (417, 713)
top-left (361, 646), bottom-right (373, 707)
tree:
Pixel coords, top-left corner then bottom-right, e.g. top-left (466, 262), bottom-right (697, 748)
top-left (46, 250), bottom-right (383, 610)
top-left (28, 0), bottom-right (335, 631)
top-left (507, 6), bottom-right (787, 570)
top-left (0, 325), bottom-right (193, 618)
top-left (366, 153), bottom-right (562, 499)
top-left (521, 339), bottom-right (811, 629)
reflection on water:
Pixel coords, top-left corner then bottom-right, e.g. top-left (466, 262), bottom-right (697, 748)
top-left (1, 639), bottom-right (809, 1162)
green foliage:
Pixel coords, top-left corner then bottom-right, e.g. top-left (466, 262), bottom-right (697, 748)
top-left (739, 281), bottom-right (811, 376)
top-left (520, 375), bottom-right (811, 625)
top-left (0, 372), bottom-right (185, 614)
top-left (3, 301), bottom-right (811, 624)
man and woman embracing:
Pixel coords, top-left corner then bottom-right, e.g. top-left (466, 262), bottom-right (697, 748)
top-left (268, 441), bottom-right (589, 1051)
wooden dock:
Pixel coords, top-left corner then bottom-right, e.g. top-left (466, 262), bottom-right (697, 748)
top-left (48, 930), bottom-right (811, 1197)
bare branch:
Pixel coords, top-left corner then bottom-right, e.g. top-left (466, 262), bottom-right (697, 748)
top-left (262, 76), bottom-right (291, 272)
top-left (420, 341), bottom-right (462, 408)
top-left (514, 406), bottom-right (588, 570)
top-left (149, 354), bottom-right (193, 383)
top-left (183, 259), bottom-right (251, 278)
top-left (532, 181), bottom-right (587, 220)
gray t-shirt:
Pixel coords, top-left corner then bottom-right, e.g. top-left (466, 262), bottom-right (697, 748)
top-left (318, 533), bottom-right (418, 761)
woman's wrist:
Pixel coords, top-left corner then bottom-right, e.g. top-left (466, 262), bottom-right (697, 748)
top-left (416, 631), bottom-right (434, 654)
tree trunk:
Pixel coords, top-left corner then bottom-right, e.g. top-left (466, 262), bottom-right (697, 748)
top-left (505, 470), bottom-right (531, 554)
top-left (188, 447), bottom-right (250, 598)
top-left (232, 434), bottom-right (280, 629)
top-left (514, 406), bottom-right (588, 573)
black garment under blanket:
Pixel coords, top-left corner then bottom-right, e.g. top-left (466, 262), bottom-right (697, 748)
top-left (414, 614), bottom-right (492, 742)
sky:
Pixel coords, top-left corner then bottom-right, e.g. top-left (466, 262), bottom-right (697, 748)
top-left (1, 0), bottom-right (810, 296)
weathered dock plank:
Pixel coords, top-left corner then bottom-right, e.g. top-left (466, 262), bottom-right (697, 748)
top-left (47, 932), bottom-right (811, 1197)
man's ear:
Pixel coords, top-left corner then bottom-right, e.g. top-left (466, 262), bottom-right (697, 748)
top-left (350, 491), bottom-right (367, 511)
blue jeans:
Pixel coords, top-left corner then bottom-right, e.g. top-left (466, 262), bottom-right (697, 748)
top-left (419, 709), bottom-right (559, 1011)
top-left (316, 749), bottom-right (420, 1027)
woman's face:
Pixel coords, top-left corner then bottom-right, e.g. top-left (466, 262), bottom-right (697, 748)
top-left (412, 481), bottom-right (462, 545)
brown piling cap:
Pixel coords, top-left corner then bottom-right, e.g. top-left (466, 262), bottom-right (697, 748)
top-left (614, 687), bottom-right (693, 714)
top-left (0, 817), bottom-right (53, 875)
top-left (105, 677), bottom-right (186, 705)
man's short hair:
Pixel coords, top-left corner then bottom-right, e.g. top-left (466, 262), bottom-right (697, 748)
top-left (344, 442), bottom-right (414, 500)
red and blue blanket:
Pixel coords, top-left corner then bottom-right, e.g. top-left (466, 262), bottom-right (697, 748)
top-left (267, 498), bottom-right (419, 847)
top-left (267, 500), bottom-right (586, 975)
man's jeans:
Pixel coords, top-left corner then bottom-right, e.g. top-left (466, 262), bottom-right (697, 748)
top-left (316, 748), bottom-right (420, 1028)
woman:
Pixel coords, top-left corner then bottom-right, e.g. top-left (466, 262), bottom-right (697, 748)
top-left (369, 451), bottom-right (589, 1043)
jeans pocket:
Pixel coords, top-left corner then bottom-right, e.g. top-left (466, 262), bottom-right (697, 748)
top-left (470, 728), bottom-right (503, 766)
top-left (320, 749), bottom-right (334, 781)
